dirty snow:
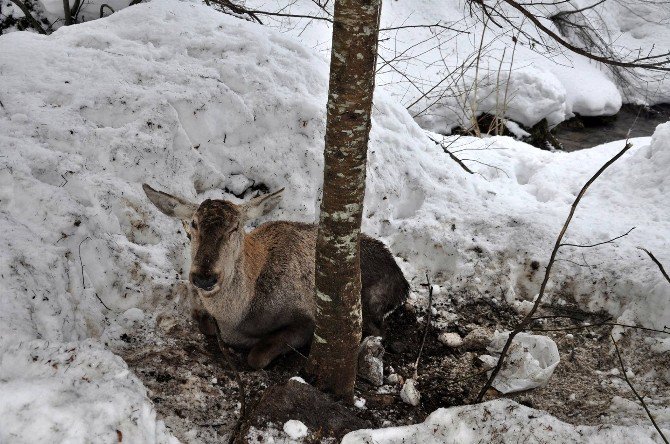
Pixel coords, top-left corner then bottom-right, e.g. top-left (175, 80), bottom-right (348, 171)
top-left (342, 398), bottom-right (668, 443)
top-left (0, 0), bottom-right (669, 441)
top-left (479, 331), bottom-right (561, 393)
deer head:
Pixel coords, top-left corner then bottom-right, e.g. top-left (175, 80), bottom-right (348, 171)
top-left (142, 184), bottom-right (284, 295)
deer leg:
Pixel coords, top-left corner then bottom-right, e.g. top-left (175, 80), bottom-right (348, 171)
top-left (247, 321), bottom-right (313, 369)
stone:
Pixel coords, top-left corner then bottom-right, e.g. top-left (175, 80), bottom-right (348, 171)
top-left (438, 332), bottom-right (463, 348)
top-left (463, 327), bottom-right (493, 351)
top-left (358, 336), bottom-right (384, 386)
top-left (400, 378), bottom-right (421, 406)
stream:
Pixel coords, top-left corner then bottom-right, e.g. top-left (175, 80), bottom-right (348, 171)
top-left (554, 104), bottom-right (670, 151)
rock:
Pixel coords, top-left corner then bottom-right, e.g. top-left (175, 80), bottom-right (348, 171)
top-left (283, 420), bottom-right (308, 440)
top-left (400, 379), bottom-right (421, 406)
top-left (236, 379), bottom-right (370, 443)
top-left (358, 336), bottom-right (384, 386)
top-left (463, 327), bottom-right (493, 351)
top-left (438, 332), bottom-right (463, 348)
top-left (387, 373), bottom-right (403, 385)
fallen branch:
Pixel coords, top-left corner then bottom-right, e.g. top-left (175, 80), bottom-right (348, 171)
top-left (611, 335), bottom-right (669, 444)
top-left (428, 136), bottom-right (474, 174)
top-left (414, 274), bottom-right (434, 378)
top-left (475, 141), bottom-right (633, 402)
top-left (530, 316), bottom-right (670, 335)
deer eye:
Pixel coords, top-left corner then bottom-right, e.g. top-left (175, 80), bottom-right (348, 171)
top-left (191, 221), bottom-right (198, 230)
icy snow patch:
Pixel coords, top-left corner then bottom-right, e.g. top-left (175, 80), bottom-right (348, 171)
top-left (480, 331), bottom-right (560, 393)
top-left (342, 399), bottom-right (667, 443)
top-left (283, 420), bottom-right (309, 440)
top-left (0, 340), bottom-right (177, 444)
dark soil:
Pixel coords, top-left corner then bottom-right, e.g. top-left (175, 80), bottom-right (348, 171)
top-left (116, 291), bottom-right (670, 443)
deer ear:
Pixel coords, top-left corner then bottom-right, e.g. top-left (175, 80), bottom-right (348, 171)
top-left (142, 183), bottom-right (198, 220)
top-left (242, 188), bottom-right (284, 221)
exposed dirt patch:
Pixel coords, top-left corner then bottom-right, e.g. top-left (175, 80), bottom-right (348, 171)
top-left (116, 291), bottom-right (670, 443)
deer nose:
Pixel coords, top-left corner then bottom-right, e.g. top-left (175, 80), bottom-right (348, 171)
top-left (192, 273), bottom-right (218, 291)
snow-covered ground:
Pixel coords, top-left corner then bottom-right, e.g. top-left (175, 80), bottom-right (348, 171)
top-left (0, 0), bottom-right (668, 441)
top-left (243, 0), bottom-right (670, 132)
top-left (343, 398), bottom-right (664, 443)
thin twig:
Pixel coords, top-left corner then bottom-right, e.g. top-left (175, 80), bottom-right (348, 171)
top-left (638, 247), bottom-right (670, 285)
top-left (460, 158), bottom-right (510, 178)
top-left (99, 4), bottom-right (114, 18)
top-left (78, 237), bottom-right (110, 310)
top-left (381, 22), bottom-right (468, 33)
top-left (475, 141), bottom-right (633, 402)
top-left (428, 136), bottom-right (475, 174)
top-left (560, 227), bottom-right (636, 249)
top-left (484, 0), bottom-right (670, 71)
top-left (611, 335), bottom-right (669, 444)
top-left (215, 326), bottom-right (246, 444)
top-left (414, 274), bottom-right (433, 378)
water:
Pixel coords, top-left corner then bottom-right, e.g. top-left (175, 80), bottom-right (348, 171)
top-left (554, 104), bottom-right (670, 152)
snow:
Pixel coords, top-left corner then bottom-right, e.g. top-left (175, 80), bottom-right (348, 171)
top-left (0, 340), bottom-right (178, 444)
top-left (282, 420), bottom-right (308, 440)
top-left (0, 0), bottom-right (668, 440)
top-left (243, 0), bottom-right (667, 131)
top-left (341, 398), bottom-right (668, 443)
top-left (479, 331), bottom-right (561, 393)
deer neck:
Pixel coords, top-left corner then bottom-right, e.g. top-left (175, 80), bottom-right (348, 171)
top-left (201, 232), bottom-right (268, 344)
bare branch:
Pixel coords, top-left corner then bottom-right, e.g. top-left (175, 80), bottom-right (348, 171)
top-left (99, 4), bottom-right (114, 18)
top-left (475, 141), bottom-right (633, 402)
top-left (553, 0), bottom-right (608, 18)
top-left (414, 274), bottom-right (434, 378)
top-left (638, 247), bottom-right (670, 285)
top-left (611, 335), bottom-right (669, 444)
top-left (9, 0), bottom-right (48, 34)
top-left (559, 227), bottom-right (636, 249)
top-left (381, 22), bottom-right (468, 33)
top-left (473, 0), bottom-right (670, 71)
top-left (428, 136), bottom-right (475, 174)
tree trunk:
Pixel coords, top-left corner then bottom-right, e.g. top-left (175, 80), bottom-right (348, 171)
top-left (63, 0), bottom-right (72, 25)
top-left (305, 0), bottom-right (382, 403)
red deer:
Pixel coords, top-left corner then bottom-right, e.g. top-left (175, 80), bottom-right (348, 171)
top-left (143, 184), bottom-right (409, 369)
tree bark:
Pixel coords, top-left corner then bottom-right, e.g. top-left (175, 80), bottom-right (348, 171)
top-left (305, 0), bottom-right (382, 403)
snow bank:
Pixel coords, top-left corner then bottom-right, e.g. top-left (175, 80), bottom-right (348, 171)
top-left (244, 0), bottom-right (669, 131)
top-left (0, 0), bottom-right (668, 439)
top-left (342, 398), bottom-right (668, 443)
top-left (0, 340), bottom-right (178, 443)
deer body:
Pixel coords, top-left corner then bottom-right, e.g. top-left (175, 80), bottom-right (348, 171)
top-left (143, 184), bottom-right (409, 368)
